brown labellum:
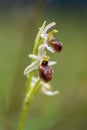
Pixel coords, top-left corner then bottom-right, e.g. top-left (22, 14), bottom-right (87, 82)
top-left (49, 38), bottom-right (63, 52)
top-left (39, 60), bottom-right (52, 82)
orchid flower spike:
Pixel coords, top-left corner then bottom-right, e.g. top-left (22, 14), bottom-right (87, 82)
top-left (18, 21), bottom-right (63, 130)
top-left (24, 21), bottom-right (63, 97)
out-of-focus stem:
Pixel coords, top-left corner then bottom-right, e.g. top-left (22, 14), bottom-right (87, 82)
top-left (18, 78), bottom-right (40, 130)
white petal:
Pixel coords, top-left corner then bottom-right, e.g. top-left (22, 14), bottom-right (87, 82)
top-left (41, 82), bottom-right (51, 89)
top-left (42, 90), bottom-right (59, 96)
top-left (45, 42), bottom-right (54, 53)
top-left (41, 22), bottom-right (56, 38)
top-left (32, 76), bottom-right (38, 82)
top-left (28, 54), bottom-right (38, 59)
top-left (38, 44), bottom-right (46, 56)
top-left (48, 61), bottom-right (57, 66)
top-left (41, 82), bottom-right (59, 96)
top-left (24, 61), bottom-right (38, 76)
top-left (41, 33), bottom-right (47, 39)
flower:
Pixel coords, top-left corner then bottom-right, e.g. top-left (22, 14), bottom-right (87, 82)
top-left (41, 81), bottom-right (59, 96)
top-left (24, 44), bottom-right (56, 76)
top-left (41, 22), bottom-right (58, 53)
top-left (31, 76), bottom-right (59, 96)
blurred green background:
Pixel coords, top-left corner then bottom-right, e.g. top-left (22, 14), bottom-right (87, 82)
top-left (0, 0), bottom-right (87, 130)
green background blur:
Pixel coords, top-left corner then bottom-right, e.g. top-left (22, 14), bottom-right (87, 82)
top-left (0, 0), bottom-right (87, 130)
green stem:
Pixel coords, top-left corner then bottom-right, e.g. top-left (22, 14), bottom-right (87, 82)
top-left (17, 79), bottom-right (40, 130)
top-left (17, 81), bottom-right (32, 130)
top-left (33, 21), bottom-right (46, 55)
top-left (17, 94), bottom-right (31, 130)
top-left (17, 21), bottom-right (46, 130)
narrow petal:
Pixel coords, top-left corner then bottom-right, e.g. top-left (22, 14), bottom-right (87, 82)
top-left (41, 82), bottom-right (59, 96)
top-left (42, 89), bottom-right (59, 96)
top-left (48, 61), bottom-right (57, 66)
top-left (41, 22), bottom-right (56, 38)
top-left (24, 61), bottom-right (38, 76)
top-left (45, 42), bottom-right (54, 53)
top-left (28, 54), bottom-right (38, 59)
top-left (38, 44), bottom-right (46, 57)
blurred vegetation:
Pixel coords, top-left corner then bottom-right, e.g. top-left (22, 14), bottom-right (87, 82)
top-left (0, 1), bottom-right (87, 130)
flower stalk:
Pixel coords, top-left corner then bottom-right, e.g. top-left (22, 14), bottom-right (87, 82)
top-left (17, 21), bottom-right (63, 130)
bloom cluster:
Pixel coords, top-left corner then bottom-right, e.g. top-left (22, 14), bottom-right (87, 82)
top-left (24, 22), bottom-right (63, 96)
